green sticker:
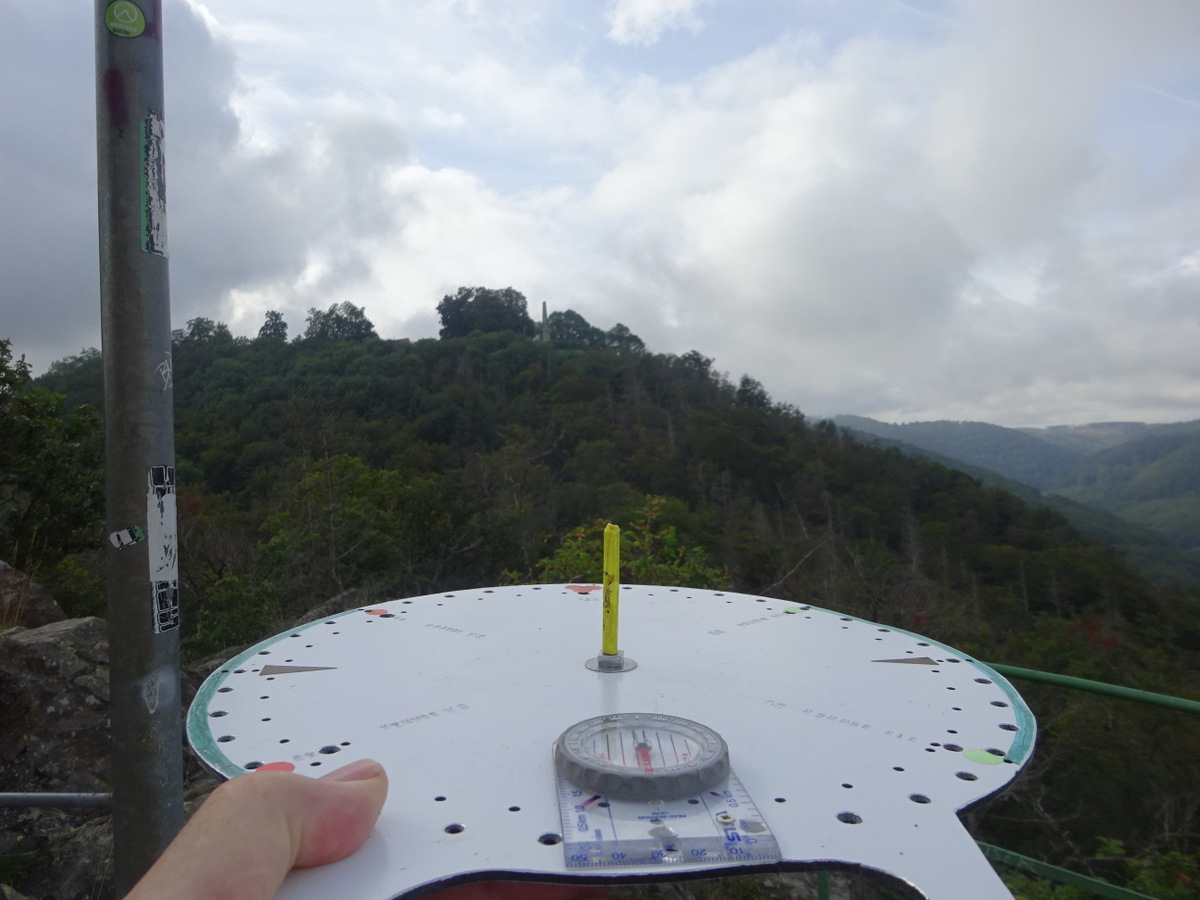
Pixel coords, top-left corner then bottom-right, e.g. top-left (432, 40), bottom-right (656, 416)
top-left (105, 1), bottom-right (146, 38)
top-left (963, 748), bottom-right (1005, 765)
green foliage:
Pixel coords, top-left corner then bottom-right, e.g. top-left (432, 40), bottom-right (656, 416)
top-left (1002, 872), bottom-right (1089, 900)
top-left (42, 347), bottom-right (104, 412)
top-left (611, 874), bottom-right (777, 900)
top-left (181, 573), bottom-right (284, 660)
top-left (40, 553), bottom-right (105, 620)
top-left (835, 416), bottom-right (1086, 490)
top-left (838, 416), bottom-right (1200, 587)
top-left (547, 309), bottom-right (605, 347)
top-left (437, 286), bottom-right (535, 338)
top-left (1053, 424), bottom-right (1200, 554)
top-left (545, 309), bottom-right (646, 353)
top-left (524, 495), bottom-right (730, 588)
top-left (174, 316), bottom-right (234, 345)
top-left (303, 302), bottom-right (378, 342)
top-left (256, 310), bottom-right (288, 342)
top-left (1094, 838), bottom-right (1200, 900)
top-left (0, 338), bottom-right (103, 575)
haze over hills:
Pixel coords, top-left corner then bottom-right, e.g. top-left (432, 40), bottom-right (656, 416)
top-left (1017, 422), bottom-right (1162, 456)
top-left (832, 416), bottom-right (1085, 490)
top-left (834, 415), bottom-right (1200, 586)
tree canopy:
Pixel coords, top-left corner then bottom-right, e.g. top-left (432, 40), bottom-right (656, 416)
top-left (303, 302), bottom-right (378, 342)
top-left (256, 310), bottom-right (288, 342)
top-left (437, 286), bottom-right (535, 338)
top-left (0, 339), bottom-right (102, 583)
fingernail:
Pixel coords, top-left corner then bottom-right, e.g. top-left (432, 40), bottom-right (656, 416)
top-left (322, 758), bottom-right (384, 783)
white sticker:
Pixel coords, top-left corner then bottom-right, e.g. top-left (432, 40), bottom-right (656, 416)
top-left (147, 465), bottom-right (179, 632)
top-left (141, 113), bottom-right (168, 256)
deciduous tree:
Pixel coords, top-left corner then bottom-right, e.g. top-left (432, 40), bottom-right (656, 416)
top-left (437, 286), bottom-right (535, 338)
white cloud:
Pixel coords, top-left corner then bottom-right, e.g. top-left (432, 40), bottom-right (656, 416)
top-left (606, 0), bottom-right (707, 46)
top-left (3, 0), bottom-right (1200, 428)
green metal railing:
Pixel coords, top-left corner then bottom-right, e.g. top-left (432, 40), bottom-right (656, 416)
top-left (975, 664), bottom-right (1199, 900)
top-left (812, 664), bottom-right (1199, 900)
top-left (979, 842), bottom-right (1158, 900)
top-left (988, 664), bottom-right (1200, 716)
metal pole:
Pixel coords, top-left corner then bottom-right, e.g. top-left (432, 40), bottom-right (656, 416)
top-left (94, 1), bottom-right (184, 893)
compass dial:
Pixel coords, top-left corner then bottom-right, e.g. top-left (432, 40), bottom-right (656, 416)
top-left (555, 713), bottom-right (730, 800)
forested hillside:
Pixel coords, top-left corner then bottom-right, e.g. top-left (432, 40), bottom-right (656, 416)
top-left (832, 415), bottom-right (1085, 490)
top-left (836, 416), bottom-right (1200, 588)
top-left (12, 290), bottom-right (1200, 895)
top-left (1053, 422), bottom-right (1200, 552)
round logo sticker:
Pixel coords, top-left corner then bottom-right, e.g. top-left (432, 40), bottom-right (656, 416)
top-left (105, 0), bottom-right (147, 38)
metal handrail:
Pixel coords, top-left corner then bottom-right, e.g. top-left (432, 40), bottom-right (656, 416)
top-left (975, 664), bottom-right (1198, 899)
top-left (987, 663), bottom-right (1200, 716)
top-left (0, 792), bottom-right (112, 809)
top-left (979, 842), bottom-right (1158, 900)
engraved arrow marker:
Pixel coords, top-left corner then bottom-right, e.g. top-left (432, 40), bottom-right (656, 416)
top-left (259, 665), bottom-right (338, 676)
top-left (872, 657), bottom-right (940, 665)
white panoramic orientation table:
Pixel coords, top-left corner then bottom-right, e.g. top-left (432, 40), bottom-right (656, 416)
top-left (187, 584), bottom-right (1036, 899)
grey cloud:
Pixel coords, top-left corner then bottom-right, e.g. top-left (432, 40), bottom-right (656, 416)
top-left (0, 6), bottom-right (100, 371)
top-left (3, 0), bottom-right (1198, 430)
top-left (164, 4), bottom-right (411, 330)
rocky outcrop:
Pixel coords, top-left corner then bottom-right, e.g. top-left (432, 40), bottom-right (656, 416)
top-left (0, 617), bottom-right (110, 796)
top-left (0, 617), bottom-right (113, 899)
top-left (0, 563), bottom-right (65, 630)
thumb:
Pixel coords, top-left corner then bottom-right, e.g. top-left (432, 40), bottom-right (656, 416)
top-left (289, 758), bottom-right (390, 868)
top-left (126, 758), bottom-right (388, 900)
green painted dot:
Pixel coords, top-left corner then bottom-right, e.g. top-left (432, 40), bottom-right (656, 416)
top-left (963, 749), bottom-right (1004, 765)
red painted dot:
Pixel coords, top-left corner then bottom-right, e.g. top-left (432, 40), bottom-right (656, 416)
top-left (365, 609), bottom-right (389, 615)
top-left (255, 762), bottom-right (296, 773)
top-left (566, 585), bottom-right (601, 593)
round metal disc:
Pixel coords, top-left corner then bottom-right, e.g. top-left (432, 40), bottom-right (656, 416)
top-left (187, 585), bottom-right (1035, 900)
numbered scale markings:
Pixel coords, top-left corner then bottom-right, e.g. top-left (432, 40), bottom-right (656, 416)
top-left (556, 770), bottom-right (781, 870)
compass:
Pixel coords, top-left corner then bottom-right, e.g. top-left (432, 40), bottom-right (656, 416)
top-left (555, 713), bottom-right (730, 800)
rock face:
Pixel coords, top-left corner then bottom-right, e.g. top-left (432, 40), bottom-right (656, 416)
top-left (0, 617), bottom-right (110, 795)
top-left (0, 563), bottom-right (65, 630)
top-left (0, 617), bottom-right (114, 899)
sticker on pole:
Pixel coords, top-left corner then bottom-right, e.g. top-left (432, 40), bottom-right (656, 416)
top-left (147, 465), bottom-right (179, 633)
top-left (105, 1), bottom-right (146, 38)
top-left (141, 112), bottom-right (168, 256)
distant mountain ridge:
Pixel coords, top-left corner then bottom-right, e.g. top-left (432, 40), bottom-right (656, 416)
top-left (832, 415), bottom-right (1084, 490)
top-left (1017, 422), bottom-right (1159, 455)
top-left (1052, 421), bottom-right (1200, 547)
top-left (834, 414), bottom-right (1200, 585)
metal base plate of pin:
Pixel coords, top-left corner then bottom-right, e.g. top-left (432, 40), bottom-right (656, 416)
top-left (586, 651), bottom-right (638, 672)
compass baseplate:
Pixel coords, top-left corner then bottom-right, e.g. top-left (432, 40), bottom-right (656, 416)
top-left (187, 585), bottom-right (1035, 899)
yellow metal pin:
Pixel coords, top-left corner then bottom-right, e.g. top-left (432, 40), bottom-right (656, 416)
top-left (602, 523), bottom-right (620, 656)
top-left (587, 522), bottom-right (636, 672)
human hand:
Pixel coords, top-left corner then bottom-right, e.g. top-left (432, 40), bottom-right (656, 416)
top-left (126, 758), bottom-right (389, 900)
top-left (127, 759), bottom-right (605, 900)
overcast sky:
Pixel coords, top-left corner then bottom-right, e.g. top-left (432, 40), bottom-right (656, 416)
top-left (3, 0), bottom-right (1199, 426)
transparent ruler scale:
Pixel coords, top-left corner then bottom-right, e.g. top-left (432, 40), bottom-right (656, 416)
top-left (556, 771), bottom-right (781, 869)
